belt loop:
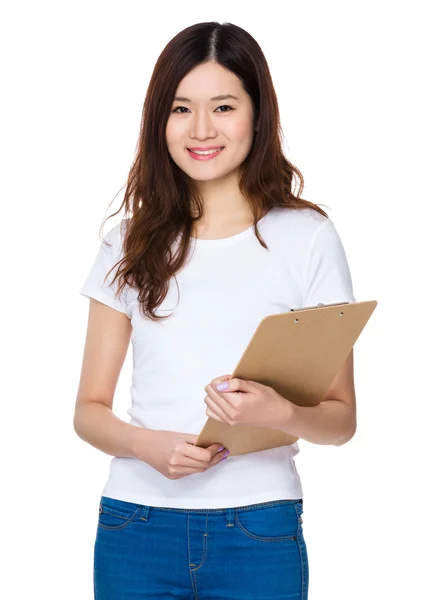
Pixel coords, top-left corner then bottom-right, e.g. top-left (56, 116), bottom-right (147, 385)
top-left (139, 505), bottom-right (150, 521)
top-left (226, 507), bottom-right (234, 528)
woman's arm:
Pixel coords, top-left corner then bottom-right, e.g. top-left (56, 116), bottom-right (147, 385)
top-left (74, 400), bottom-right (152, 460)
top-left (73, 299), bottom-right (151, 461)
top-left (205, 350), bottom-right (356, 447)
top-left (276, 350), bottom-right (356, 446)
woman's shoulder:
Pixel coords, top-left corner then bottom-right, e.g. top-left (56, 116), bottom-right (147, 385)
top-left (103, 217), bottom-right (131, 250)
top-left (264, 205), bottom-right (330, 236)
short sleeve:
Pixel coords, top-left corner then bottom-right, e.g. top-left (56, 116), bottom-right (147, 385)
top-left (79, 221), bottom-right (129, 315)
top-left (302, 217), bottom-right (356, 307)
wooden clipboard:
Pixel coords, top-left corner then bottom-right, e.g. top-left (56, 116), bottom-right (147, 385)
top-left (195, 300), bottom-right (377, 456)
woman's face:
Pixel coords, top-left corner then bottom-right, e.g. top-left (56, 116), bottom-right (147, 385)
top-left (166, 61), bottom-right (256, 182)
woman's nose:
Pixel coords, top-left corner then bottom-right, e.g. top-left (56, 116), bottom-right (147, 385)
top-left (190, 110), bottom-right (217, 138)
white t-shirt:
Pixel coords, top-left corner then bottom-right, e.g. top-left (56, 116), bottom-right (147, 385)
top-left (79, 206), bottom-right (356, 509)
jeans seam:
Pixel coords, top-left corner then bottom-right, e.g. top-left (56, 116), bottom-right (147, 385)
top-left (190, 513), bottom-right (208, 572)
top-left (293, 502), bottom-right (306, 599)
top-left (187, 514), bottom-right (200, 600)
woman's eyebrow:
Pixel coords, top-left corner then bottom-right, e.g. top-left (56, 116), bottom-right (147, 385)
top-left (173, 94), bottom-right (240, 102)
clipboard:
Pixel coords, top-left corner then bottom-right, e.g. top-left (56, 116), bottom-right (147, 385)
top-left (195, 300), bottom-right (377, 456)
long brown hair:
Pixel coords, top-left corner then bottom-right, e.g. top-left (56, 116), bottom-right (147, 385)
top-left (101, 21), bottom-right (328, 322)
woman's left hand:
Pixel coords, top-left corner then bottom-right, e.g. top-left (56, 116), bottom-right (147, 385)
top-left (204, 374), bottom-right (294, 429)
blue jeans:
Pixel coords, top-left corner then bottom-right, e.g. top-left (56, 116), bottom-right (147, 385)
top-left (94, 496), bottom-right (309, 599)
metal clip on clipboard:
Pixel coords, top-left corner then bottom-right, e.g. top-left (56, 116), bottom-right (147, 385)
top-left (290, 301), bottom-right (350, 312)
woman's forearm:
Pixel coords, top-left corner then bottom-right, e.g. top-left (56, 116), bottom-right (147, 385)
top-left (73, 401), bottom-right (152, 460)
top-left (278, 398), bottom-right (356, 446)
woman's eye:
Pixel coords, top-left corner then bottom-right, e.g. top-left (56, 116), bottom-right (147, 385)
top-left (172, 105), bottom-right (234, 114)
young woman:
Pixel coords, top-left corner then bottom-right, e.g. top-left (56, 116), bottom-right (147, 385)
top-left (76, 21), bottom-right (357, 600)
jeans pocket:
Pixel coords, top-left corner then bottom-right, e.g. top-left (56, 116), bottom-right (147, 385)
top-left (234, 500), bottom-right (301, 542)
top-left (98, 497), bottom-right (141, 530)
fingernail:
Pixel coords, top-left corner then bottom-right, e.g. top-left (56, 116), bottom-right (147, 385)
top-left (223, 450), bottom-right (229, 458)
top-left (218, 445), bottom-right (224, 451)
top-left (217, 382), bottom-right (229, 391)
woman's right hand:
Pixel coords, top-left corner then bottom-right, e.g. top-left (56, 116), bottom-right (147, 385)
top-left (139, 430), bottom-right (229, 480)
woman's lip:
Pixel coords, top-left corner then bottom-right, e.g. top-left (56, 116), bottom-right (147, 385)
top-left (187, 147), bottom-right (225, 161)
top-left (187, 146), bottom-right (225, 151)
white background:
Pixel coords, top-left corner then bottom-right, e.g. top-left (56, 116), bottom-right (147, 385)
top-left (1, 1), bottom-right (420, 599)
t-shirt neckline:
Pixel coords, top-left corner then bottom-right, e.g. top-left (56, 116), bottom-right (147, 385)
top-left (190, 209), bottom-right (272, 248)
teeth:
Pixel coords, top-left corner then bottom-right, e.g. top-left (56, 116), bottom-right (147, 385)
top-left (190, 148), bottom-right (223, 155)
